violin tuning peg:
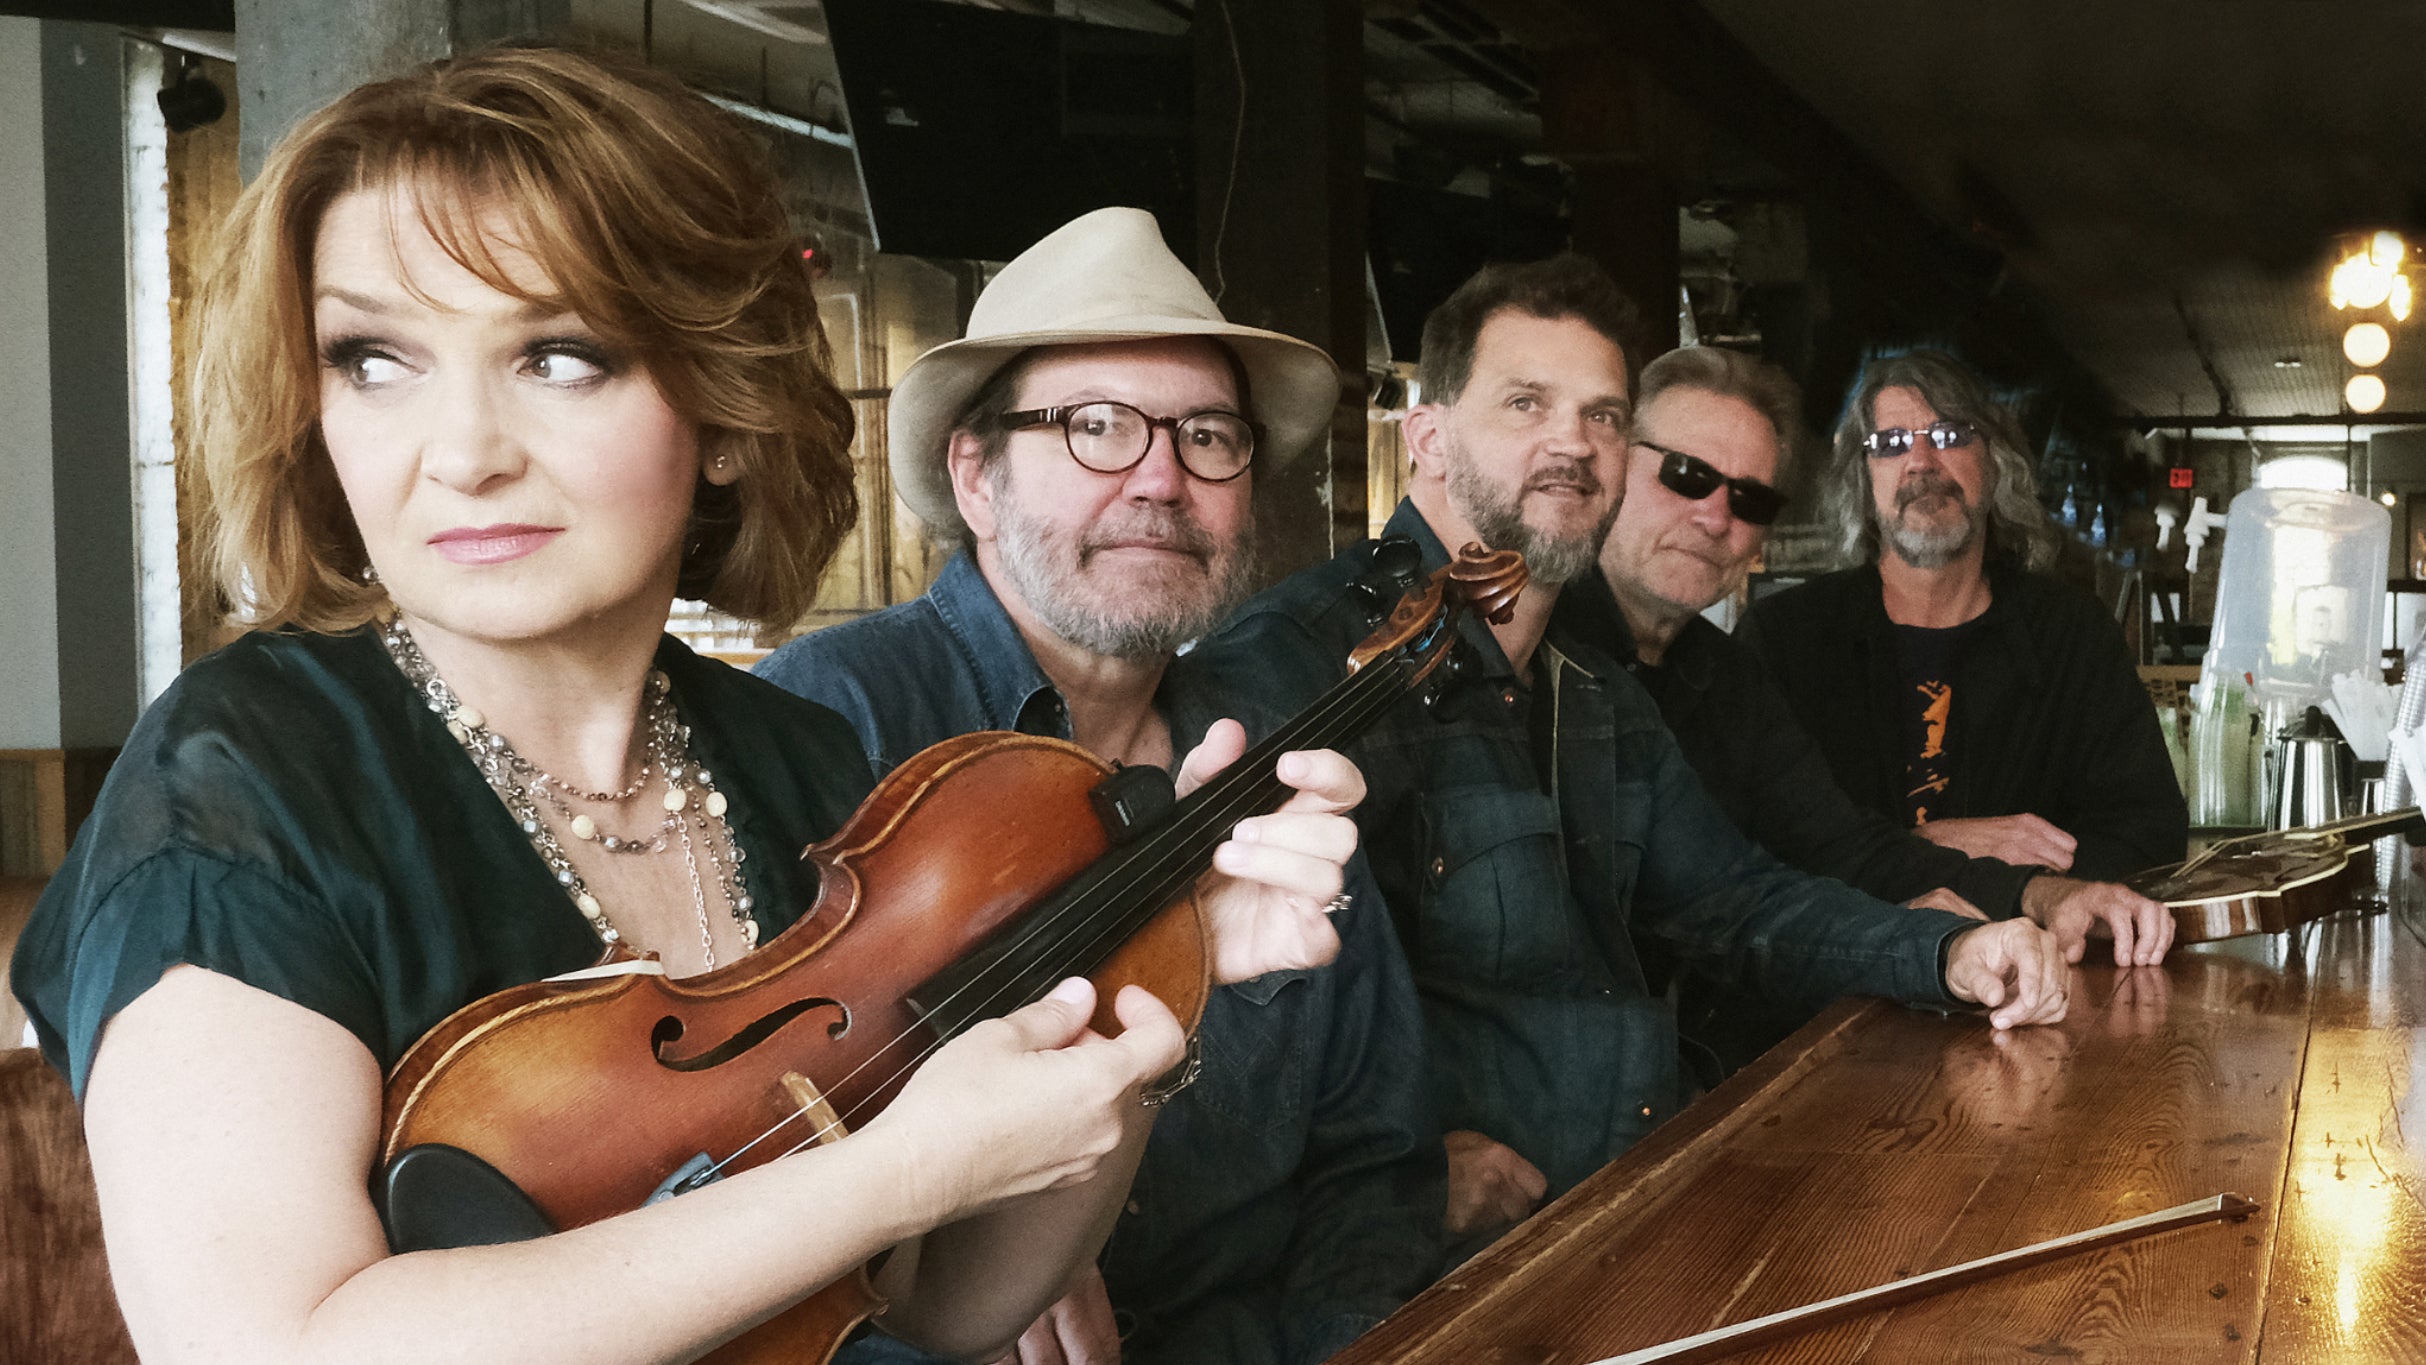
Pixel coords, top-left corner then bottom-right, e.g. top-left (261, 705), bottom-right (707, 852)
top-left (1369, 535), bottom-right (1424, 591)
top-left (1423, 644), bottom-right (1478, 722)
top-left (1348, 536), bottom-right (1428, 623)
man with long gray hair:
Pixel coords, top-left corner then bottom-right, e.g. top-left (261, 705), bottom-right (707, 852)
top-left (1738, 349), bottom-right (2187, 883)
top-left (1568, 345), bottom-right (2172, 1075)
top-left (1193, 270), bottom-right (2072, 1253)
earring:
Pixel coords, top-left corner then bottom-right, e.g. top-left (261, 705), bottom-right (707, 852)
top-left (711, 453), bottom-right (732, 472)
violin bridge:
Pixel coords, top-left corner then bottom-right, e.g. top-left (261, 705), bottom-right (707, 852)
top-left (780, 1071), bottom-right (851, 1145)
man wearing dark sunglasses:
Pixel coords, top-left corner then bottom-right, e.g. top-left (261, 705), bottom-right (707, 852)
top-left (1568, 346), bottom-right (2174, 1076)
top-left (1738, 349), bottom-right (2189, 894)
top-left (1192, 260), bottom-right (2074, 1256)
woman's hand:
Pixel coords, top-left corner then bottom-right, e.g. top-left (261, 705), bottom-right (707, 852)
top-left (870, 977), bottom-right (1185, 1229)
top-left (1175, 720), bottom-right (1364, 984)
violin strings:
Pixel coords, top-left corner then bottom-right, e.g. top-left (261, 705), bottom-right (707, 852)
top-left (892, 647), bottom-right (1420, 1037)
top-left (744, 649), bottom-right (1424, 1165)
top-left (721, 658), bottom-right (1412, 1172)
top-left (727, 658), bottom-right (1412, 1171)
top-left (764, 654), bottom-right (1419, 1158)
top-left (1025, 659), bottom-right (1419, 1012)
top-left (695, 637), bottom-right (1441, 1178)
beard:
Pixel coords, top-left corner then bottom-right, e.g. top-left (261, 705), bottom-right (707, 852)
top-left (988, 467), bottom-right (1259, 661)
top-left (1879, 469), bottom-right (1984, 570)
top-left (1444, 440), bottom-right (1618, 587)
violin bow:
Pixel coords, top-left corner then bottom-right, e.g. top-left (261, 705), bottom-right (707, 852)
top-left (1585, 1192), bottom-right (2261, 1365)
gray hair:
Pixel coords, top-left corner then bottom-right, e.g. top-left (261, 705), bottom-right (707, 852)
top-left (1823, 349), bottom-right (2058, 571)
top-left (1636, 346), bottom-right (1805, 484)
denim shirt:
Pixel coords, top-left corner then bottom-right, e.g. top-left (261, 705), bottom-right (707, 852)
top-left (755, 552), bottom-right (1444, 1365)
top-left (1186, 502), bottom-right (1971, 1200)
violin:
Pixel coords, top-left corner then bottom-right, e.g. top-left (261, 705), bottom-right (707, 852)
top-left (2122, 807), bottom-right (2424, 943)
top-left (372, 540), bottom-right (1526, 1365)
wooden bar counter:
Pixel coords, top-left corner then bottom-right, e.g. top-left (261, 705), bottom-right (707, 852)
top-left (1335, 902), bottom-right (2426, 1363)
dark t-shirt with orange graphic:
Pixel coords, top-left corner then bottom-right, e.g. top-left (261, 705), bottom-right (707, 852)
top-left (1895, 620), bottom-right (1983, 826)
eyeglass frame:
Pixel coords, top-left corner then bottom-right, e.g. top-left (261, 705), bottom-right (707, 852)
top-left (1860, 420), bottom-right (1980, 458)
top-left (998, 401), bottom-right (1262, 483)
top-left (1635, 439), bottom-right (1789, 526)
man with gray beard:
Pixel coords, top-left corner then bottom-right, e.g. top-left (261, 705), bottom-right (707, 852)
top-left (757, 209), bottom-right (1442, 1365)
top-left (1189, 262), bottom-right (2073, 1252)
top-left (1740, 349), bottom-right (2187, 882)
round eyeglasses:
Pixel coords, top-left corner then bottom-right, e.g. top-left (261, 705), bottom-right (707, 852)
top-left (1001, 401), bottom-right (1260, 483)
top-left (1861, 420), bottom-right (1979, 458)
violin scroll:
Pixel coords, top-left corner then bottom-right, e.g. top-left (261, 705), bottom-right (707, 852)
top-left (1345, 544), bottom-right (1529, 675)
top-left (1446, 543), bottom-right (1527, 625)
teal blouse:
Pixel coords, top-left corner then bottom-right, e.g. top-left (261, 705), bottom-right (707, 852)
top-left (10, 629), bottom-right (873, 1099)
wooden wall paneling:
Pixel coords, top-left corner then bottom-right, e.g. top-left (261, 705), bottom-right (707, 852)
top-left (0, 1049), bottom-right (138, 1364)
top-left (2, 877), bottom-right (45, 1047)
top-left (0, 749), bottom-right (117, 877)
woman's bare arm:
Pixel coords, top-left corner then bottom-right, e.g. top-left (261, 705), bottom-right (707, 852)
top-left (83, 966), bottom-right (1179, 1365)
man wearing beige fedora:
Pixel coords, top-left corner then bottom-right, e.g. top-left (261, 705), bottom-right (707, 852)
top-left (758, 208), bottom-right (1442, 1365)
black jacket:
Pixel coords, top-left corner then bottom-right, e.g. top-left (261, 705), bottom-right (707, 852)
top-left (1558, 577), bottom-right (2040, 1074)
top-left (1560, 576), bottom-right (2039, 917)
top-left (1738, 562), bottom-right (2188, 883)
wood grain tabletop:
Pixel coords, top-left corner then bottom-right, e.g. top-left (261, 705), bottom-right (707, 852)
top-left (1333, 901), bottom-right (2426, 1364)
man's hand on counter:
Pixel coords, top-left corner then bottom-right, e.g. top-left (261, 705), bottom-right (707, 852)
top-left (2021, 875), bottom-right (2176, 967)
top-left (1905, 887), bottom-right (1991, 921)
top-left (1944, 919), bottom-right (2071, 1029)
top-left (1913, 813), bottom-right (2077, 871)
top-left (1443, 1129), bottom-right (1548, 1241)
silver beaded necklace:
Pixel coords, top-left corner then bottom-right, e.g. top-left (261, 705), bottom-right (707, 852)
top-left (381, 619), bottom-right (759, 966)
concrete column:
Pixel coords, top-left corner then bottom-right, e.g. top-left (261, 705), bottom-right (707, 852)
top-left (0, 17), bottom-right (63, 750)
top-left (1539, 44), bottom-right (1681, 362)
top-left (1193, 0), bottom-right (1366, 565)
top-left (1568, 163), bottom-right (1680, 360)
top-left (38, 22), bottom-right (141, 751)
top-left (234, 0), bottom-right (567, 178)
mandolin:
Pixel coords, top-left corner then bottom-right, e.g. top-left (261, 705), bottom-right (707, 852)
top-left (2124, 807), bottom-right (2424, 943)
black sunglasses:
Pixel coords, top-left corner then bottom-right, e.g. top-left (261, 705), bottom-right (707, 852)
top-left (1861, 420), bottom-right (1979, 457)
top-left (1639, 441), bottom-right (1788, 526)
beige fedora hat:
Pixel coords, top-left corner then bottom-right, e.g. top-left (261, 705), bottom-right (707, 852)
top-left (887, 206), bottom-right (1341, 533)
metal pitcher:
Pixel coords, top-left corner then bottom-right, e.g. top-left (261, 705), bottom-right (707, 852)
top-left (2268, 733), bottom-right (2352, 830)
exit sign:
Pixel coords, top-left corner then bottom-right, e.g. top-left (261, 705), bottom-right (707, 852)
top-left (2168, 466), bottom-right (2195, 489)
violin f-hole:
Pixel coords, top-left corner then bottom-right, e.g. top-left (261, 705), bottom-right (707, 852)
top-left (651, 998), bottom-right (851, 1072)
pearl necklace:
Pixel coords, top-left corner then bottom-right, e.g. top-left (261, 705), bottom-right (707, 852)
top-left (381, 620), bottom-right (759, 966)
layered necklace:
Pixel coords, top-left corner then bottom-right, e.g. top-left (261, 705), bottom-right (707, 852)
top-left (382, 619), bottom-right (759, 968)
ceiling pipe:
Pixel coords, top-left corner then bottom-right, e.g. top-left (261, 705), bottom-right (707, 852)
top-left (2116, 414), bottom-right (2426, 430)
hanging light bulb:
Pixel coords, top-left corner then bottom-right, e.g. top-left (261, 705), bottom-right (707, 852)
top-left (2348, 373), bottom-right (2388, 413)
top-left (2383, 489), bottom-right (2400, 508)
top-left (2346, 321), bottom-right (2393, 367)
top-left (2343, 254), bottom-right (2396, 310)
top-left (2370, 231), bottom-right (2408, 268)
top-left (2394, 272), bottom-right (2414, 323)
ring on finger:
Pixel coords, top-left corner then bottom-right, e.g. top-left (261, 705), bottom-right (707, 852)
top-left (1322, 892), bottom-right (1353, 915)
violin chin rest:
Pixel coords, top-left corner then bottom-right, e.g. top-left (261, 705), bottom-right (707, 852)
top-left (379, 1143), bottom-right (558, 1253)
